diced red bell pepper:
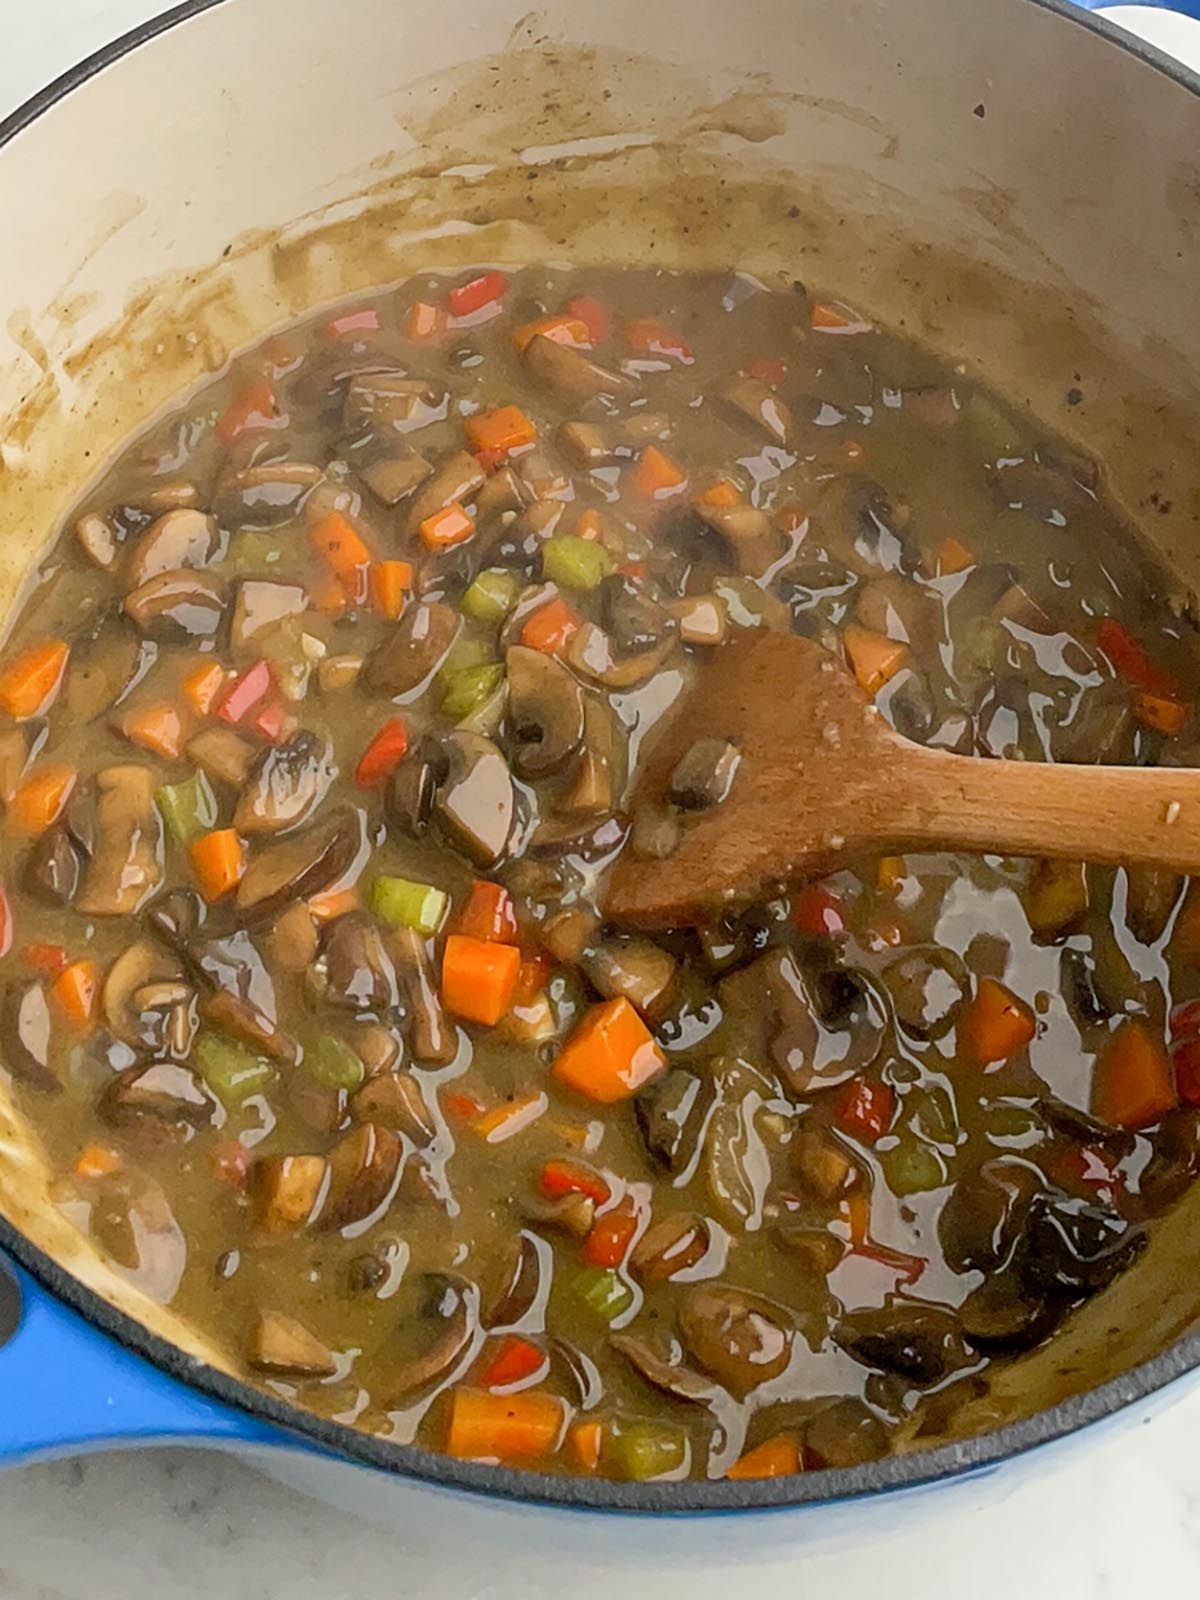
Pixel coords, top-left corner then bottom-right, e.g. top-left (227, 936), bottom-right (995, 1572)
top-left (540, 1159), bottom-right (611, 1207)
top-left (355, 718), bottom-right (409, 787)
top-left (582, 1201), bottom-right (638, 1268)
top-left (216, 660), bottom-right (272, 726)
top-left (793, 885), bottom-right (846, 938)
top-left (1097, 618), bottom-right (1178, 699)
top-left (565, 295), bottom-right (610, 343)
top-left (251, 697), bottom-right (296, 744)
top-left (444, 1090), bottom-right (486, 1121)
top-left (322, 307), bottom-right (380, 339)
top-left (453, 880), bottom-right (518, 943)
top-left (623, 318), bottom-right (693, 364)
top-left (744, 356), bottom-right (788, 386)
top-left (478, 1335), bottom-right (546, 1391)
top-left (21, 941), bottom-right (67, 974)
top-left (833, 1077), bottom-right (896, 1143)
top-left (215, 378), bottom-right (277, 446)
top-left (448, 271), bottom-right (507, 318)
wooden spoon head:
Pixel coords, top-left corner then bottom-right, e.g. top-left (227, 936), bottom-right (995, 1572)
top-left (604, 630), bottom-right (903, 927)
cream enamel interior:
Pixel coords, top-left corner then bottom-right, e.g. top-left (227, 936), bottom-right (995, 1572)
top-left (0, 0), bottom-right (1197, 1440)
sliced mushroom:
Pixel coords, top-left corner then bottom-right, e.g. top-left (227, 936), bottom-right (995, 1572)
top-left (249, 1311), bottom-right (337, 1379)
top-left (254, 1154), bottom-right (328, 1234)
top-left (713, 374), bottom-right (794, 445)
top-left (103, 940), bottom-right (188, 1049)
top-left (678, 1283), bottom-right (793, 1398)
top-left (1018, 1192), bottom-right (1144, 1299)
top-left (630, 1212), bottom-right (712, 1283)
top-left (635, 1069), bottom-right (712, 1174)
top-left (835, 1303), bottom-right (969, 1386)
top-left (230, 580), bottom-right (309, 652)
top-left (260, 899), bottom-right (321, 976)
top-left (560, 695), bottom-right (626, 818)
top-left (804, 1398), bottom-right (889, 1469)
top-left (584, 937), bottom-right (676, 1011)
top-left (345, 1020), bottom-right (403, 1079)
top-left (76, 765), bottom-right (162, 916)
top-left (233, 730), bottom-right (336, 836)
top-left (388, 1272), bottom-right (478, 1400)
top-left (318, 1121), bottom-right (402, 1232)
top-left (75, 511), bottom-right (120, 570)
top-left (362, 449), bottom-right (434, 506)
top-left (202, 989), bottom-right (299, 1066)
top-left (483, 1230), bottom-right (544, 1328)
top-left (215, 460), bottom-right (323, 527)
top-left (187, 726), bottom-right (256, 789)
top-left (435, 730), bottom-right (514, 867)
top-left (406, 451), bottom-right (486, 534)
top-left (529, 811), bottom-right (627, 861)
top-left (235, 806), bottom-right (362, 925)
top-left (610, 1333), bottom-right (715, 1402)
top-left (22, 825), bottom-right (81, 907)
top-left (124, 508), bottom-right (220, 590)
top-left (599, 574), bottom-right (675, 657)
top-left (770, 953), bottom-right (887, 1095)
top-left (99, 1063), bottom-right (216, 1146)
top-left (385, 747), bottom-right (440, 840)
top-left (364, 600), bottom-right (461, 698)
top-left (344, 372), bottom-right (444, 434)
top-left (351, 1071), bottom-right (435, 1143)
top-left (882, 947), bottom-right (969, 1038)
top-left (667, 594), bottom-right (727, 647)
top-left (288, 1073), bottom-right (348, 1138)
top-left (145, 887), bottom-right (204, 958)
top-left (123, 569), bottom-right (227, 641)
top-left (958, 1274), bottom-right (1061, 1354)
top-left (524, 1189), bottom-right (596, 1239)
top-left (698, 503), bottom-right (786, 579)
top-left (669, 738), bottom-right (741, 810)
top-left (321, 912), bottom-right (399, 1013)
top-left (65, 618), bottom-right (143, 722)
top-left (557, 413), bottom-right (670, 468)
top-left (505, 645), bottom-right (585, 777)
top-left (791, 1128), bottom-right (859, 1201)
top-left (388, 926), bottom-right (456, 1064)
top-left (566, 622), bottom-right (676, 690)
top-left (1125, 865), bottom-right (1183, 946)
top-left (89, 1172), bottom-right (186, 1303)
top-left (522, 333), bottom-right (635, 406)
top-left (1, 981), bottom-right (57, 1091)
top-left (938, 1161), bottom-right (1040, 1276)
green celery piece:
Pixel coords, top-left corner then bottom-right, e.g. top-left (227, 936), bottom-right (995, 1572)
top-left (194, 1031), bottom-right (274, 1106)
top-left (156, 771), bottom-right (217, 845)
top-left (961, 393), bottom-right (1023, 462)
top-left (613, 1421), bottom-right (687, 1482)
top-left (371, 875), bottom-right (448, 937)
top-left (572, 1265), bottom-right (633, 1322)
top-left (441, 662), bottom-right (504, 720)
top-left (457, 678), bottom-right (509, 738)
top-left (542, 535), bottom-right (616, 592)
top-left (436, 635), bottom-right (491, 691)
top-left (462, 568), bottom-right (520, 622)
top-left (880, 1138), bottom-right (946, 1197)
top-left (310, 1034), bottom-right (366, 1092)
top-left (225, 530), bottom-right (283, 572)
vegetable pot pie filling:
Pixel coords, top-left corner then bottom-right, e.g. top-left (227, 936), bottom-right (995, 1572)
top-left (2, 264), bottom-right (1200, 1482)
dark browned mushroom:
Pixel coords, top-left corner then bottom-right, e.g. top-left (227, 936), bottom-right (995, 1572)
top-left (803, 1398), bottom-right (889, 1468)
top-left (387, 927), bottom-right (456, 1064)
top-left (635, 1069), bottom-right (712, 1174)
top-left (318, 1122), bottom-right (402, 1232)
top-left (124, 508), bottom-right (220, 590)
top-left (668, 738), bottom-right (741, 810)
top-left (344, 372), bottom-right (444, 435)
top-left (483, 1231), bottom-right (545, 1328)
top-left (388, 1272), bottom-right (478, 1400)
top-left (1, 980), bottom-right (57, 1091)
top-left (565, 621), bottom-right (676, 690)
top-left (123, 569), bottom-right (227, 641)
top-left (559, 696), bottom-right (625, 818)
top-left (22, 825), bottom-right (81, 907)
top-left (629, 1212), bottom-right (712, 1283)
top-left (506, 645), bottom-right (584, 777)
top-left (386, 747), bottom-right (440, 839)
top-left (99, 1062), bottom-right (217, 1146)
top-left (230, 580), bottom-right (309, 652)
top-left (713, 374), bottom-right (794, 445)
top-left (287, 1073), bottom-right (348, 1138)
top-left (770, 953), bottom-right (887, 1096)
top-left (678, 1283), bottom-right (793, 1398)
top-left (202, 989), bottom-right (299, 1066)
top-left (790, 1128), bottom-right (860, 1201)
top-left (65, 617), bottom-right (144, 722)
top-left (834, 1303), bottom-right (970, 1386)
top-left (435, 731), bottom-right (514, 867)
top-left (233, 730), bottom-right (336, 836)
top-left (522, 334), bottom-right (635, 406)
top-left (235, 807), bottom-right (362, 925)
top-left (351, 1071), bottom-right (435, 1143)
top-left (215, 461), bottom-right (323, 527)
top-left (698, 503), bottom-right (786, 579)
top-left (1125, 865), bottom-right (1183, 945)
top-left (882, 948), bottom-right (969, 1038)
top-left (361, 449), bottom-right (434, 506)
top-left (406, 451), bottom-right (487, 534)
top-left (610, 1333), bottom-right (715, 1402)
top-left (259, 900), bottom-right (320, 976)
top-left (254, 1153), bottom-right (328, 1234)
top-left (187, 727), bottom-right (256, 789)
top-left (364, 600), bottom-right (461, 698)
top-left (320, 912), bottom-right (399, 1013)
top-left (584, 937), bottom-right (676, 1011)
top-left (76, 766), bottom-right (163, 916)
top-left (102, 940), bottom-right (189, 1049)
top-left (249, 1311), bottom-right (337, 1379)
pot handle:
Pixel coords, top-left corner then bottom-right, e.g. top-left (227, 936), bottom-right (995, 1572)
top-left (0, 1253), bottom-right (279, 1464)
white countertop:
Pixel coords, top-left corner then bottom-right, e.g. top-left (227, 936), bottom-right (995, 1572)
top-left (4, 4), bottom-right (1200, 1596)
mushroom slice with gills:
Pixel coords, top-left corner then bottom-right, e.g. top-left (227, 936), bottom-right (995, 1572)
top-left (122, 569), bottom-right (227, 642)
top-left (76, 765), bottom-right (163, 916)
top-left (529, 810), bottom-right (627, 862)
top-left (89, 1172), bottom-right (186, 1303)
top-left (522, 333), bottom-right (635, 406)
top-left (610, 1333), bottom-right (716, 1403)
top-left (320, 911), bottom-right (399, 1013)
top-left (23, 825), bottom-right (81, 907)
top-left (630, 1212), bottom-right (712, 1283)
top-left (834, 1303), bottom-right (970, 1386)
top-left (434, 730), bottom-right (515, 868)
top-left (483, 1230), bottom-right (545, 1329)
top-left (678, 1283), bottom-right (794, 1398)
top-left (249, 1311), bottom-right (337, 1379)
top-left (103, 940), bottom-right (189, 1050)
top-left (389, 1272), bottom-right (479, 1401)
top-left (254, 1154), bottom-right (329, 1234)
top-left (713, 374), bottom-right (794, 445)
top-left (505, 645), bottom-right (585, 778)
top-left (405, 450), bottom-right (487, 535)
top-left (317, 1121), bottom-right (402, 1233)
top-left (386, 747), bottom-right (440, 839)
top-left (214, 461), bottom-right (323, 527)
top-left (65, 616), bottom-right (143, 722)
top-left (235, 806), bottom-right (362, 925)
top-left (1, 981), bottom-right (57, 1091)
top-left (202, 988), bottom-right (299, 1066)
top-left (635, 1068), bottom-right (712, 1174)
top-left (123, 508), bottom-right (220, 590)
top-left (769, 952), bottom-right (887, 1096)
top-left (351, 1071), bottom-right (435, 1144)
top-left (361, 448), bottom-right (433, 507)
top-left (363, 599), bottom-right (461, 698)
top-left (598, 573), bottom-right (675, 657)
top-left (560, 695), bottom-right (626, 818)
top-left (668, 738), bottom-right (741, 811)
top-left (548, 1338), bottom-right (605, 1411)
top-left (99, 1063), bottom-right (217, 1148)
top-left (565, 622), bottom-right (677, 691)
top-left (187, 726), bottom-right (257, 790)
top-left (233, 730), bottom-right (336, 837)
top-left (387, 926), bottom-right (455, 1064)
top-left (584, 937), bottom-right (676, 1012)
top-left (229, 580), bottom-right (309, 652)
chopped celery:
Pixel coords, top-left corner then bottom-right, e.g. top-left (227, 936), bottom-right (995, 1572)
top-left (224, 530), bottom-right (283, 572)
top-left (370, 875), bottom-right (448, 936)
top-left (194, 1032), bottom-right (274, 1106)
top-left (985, 1097), bottom-right (1047, 1150)
top-left (612, 1421), bottom-right (687, 1482)
top-left (310, 1033), bottom-right (366, 1092)
top-left (156, 771), bottom-right (217, 845)
top-left (541, 535), bottom-right (615, 592)
top-left (572, 1265), bottom-right (633, 1322)
top-left (462, 567), bottom-right (520, 622)
top-left (880, 1138), bottom-right (946, 1196)
top-left (961, 393), bottom-right (1023, 462)
top-left (441, 662), bottom-right (504, 719)
top-left (457, 679), bottom-right (509, 738)
top-left (437, 636), bottom-right (491, 686)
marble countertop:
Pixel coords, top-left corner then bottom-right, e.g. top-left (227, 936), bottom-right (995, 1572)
top-left (3, 3), bottom-right (1200, 1596)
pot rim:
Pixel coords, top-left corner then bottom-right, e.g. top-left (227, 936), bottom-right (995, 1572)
top-left (1, 0), bottom-right (1198, 1515)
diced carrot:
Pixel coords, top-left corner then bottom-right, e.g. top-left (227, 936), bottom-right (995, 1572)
top-left (565, 296), bottom-right (610, 344)
top-left (441, 934), bottom-right (522, 1026)
top-left (0, 885), bottom-right (9, 959)
top-left (513, 953), bottom-right (552, 1007)
top-left (448, 271), bottom-right (507, 318)
top-left (473, 1091), bottom-right (548, 1144)
top-left (355, 717), bottom-right (409, 788)
top-left (793, 884), bottom-right (846, 938)
top-left (843, 624), bottom-right (909, 695)
top-left (877, 856), bottom-right (906, 894)
top-left (810, 301), bottom-right (867, 333)
top-left (464, 405), bottom-right (537, 455)
top-left (1097, 617), bottom-right (1178, 699)
top-left (1092, 1018), bottom-right (1177, 1129)
top-left (211, 1139), bottom-right (249, 1190)
top-left (568, 1419), bottom-right (603, 1473)
top-left (700, 478), bottom-right (741, 508)
top-left (832, 1077), bottom-right (896, 1143)
top-left (189, 828), bottom-right (246, 902)
top-left (22, 942), bottom-right (66, 974)
top-left (74, 1143), bottom-right (123, 1181)
top-left (510, 315), bottom-right (591, 353)
top-left (936, 536), bottom-right (974, 576)
top-left (552, 997), bottom-right (666, 1104)
top-left (321, 306), bottom-right (380, 339)
top-left (744, 356), bottom-right (788, 387)
top-left (215, 377), bottom-right (277, 446)
top-left (454, 880), bottom-right (518, 944)
top-left (52, 960), bottom-right (98, 1031)
top-left (9, 765), bottom-right (76, 836)
top-left (1134, 690), bottom-right (1189, 736)
top-left (843, 1192), bottom-right (871, 1249)
top-left (252, 697), bottom-right (296, 744)
top-left (961, 977), bottom-right (1036, 1066)
top-left (182, 659), bottom-right (229, 717)
top-left (404, 300), bottom-right (448, 340)
top-left (118, 703), bottom-right (187, 760)
top-left (838, 439), bottom-right (865, 465)
top-left (623, 318), bottom-right (693, 364)
top-left (310, 511), bottom-right (372, 588)
top-left (369, 560), bottom-right (414, 621)
top-left (520, 597), bottom-right (582, 655)
top-left (444, 1089), bottom-right (486, 1121)
top-left (540, 1159), bottom-right (610, 1207)
top-left (583, 1200), bottom-right (638, 1267)
top-left (446, 1389), bottom-right (564, 1462)
top-left (0, 640), bottom-right (69, 719)
top-left (727, 1434), bottom-right (803, 1481)
top-left (575, 508), bottom-right (605, 541)
top-left (420, 501), bottom-right (475, 550)
top-left (474, 447), bottom-right (507, 475)
top-left (307, 887), bottom-right (358, 923)
top-left (633, 445), bottom-right (688, 500)
top-left (478, 1335), bottom-right (547, 1390)
top-left (216, 660), bottom-right (272, 726)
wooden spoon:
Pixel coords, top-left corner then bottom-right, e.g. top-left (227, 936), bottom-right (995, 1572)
top-left (605, 630), bottom-right (1200, 928)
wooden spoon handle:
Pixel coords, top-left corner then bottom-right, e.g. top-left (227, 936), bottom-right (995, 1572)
top-left (893, 744), bottom-right (1200, 871)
